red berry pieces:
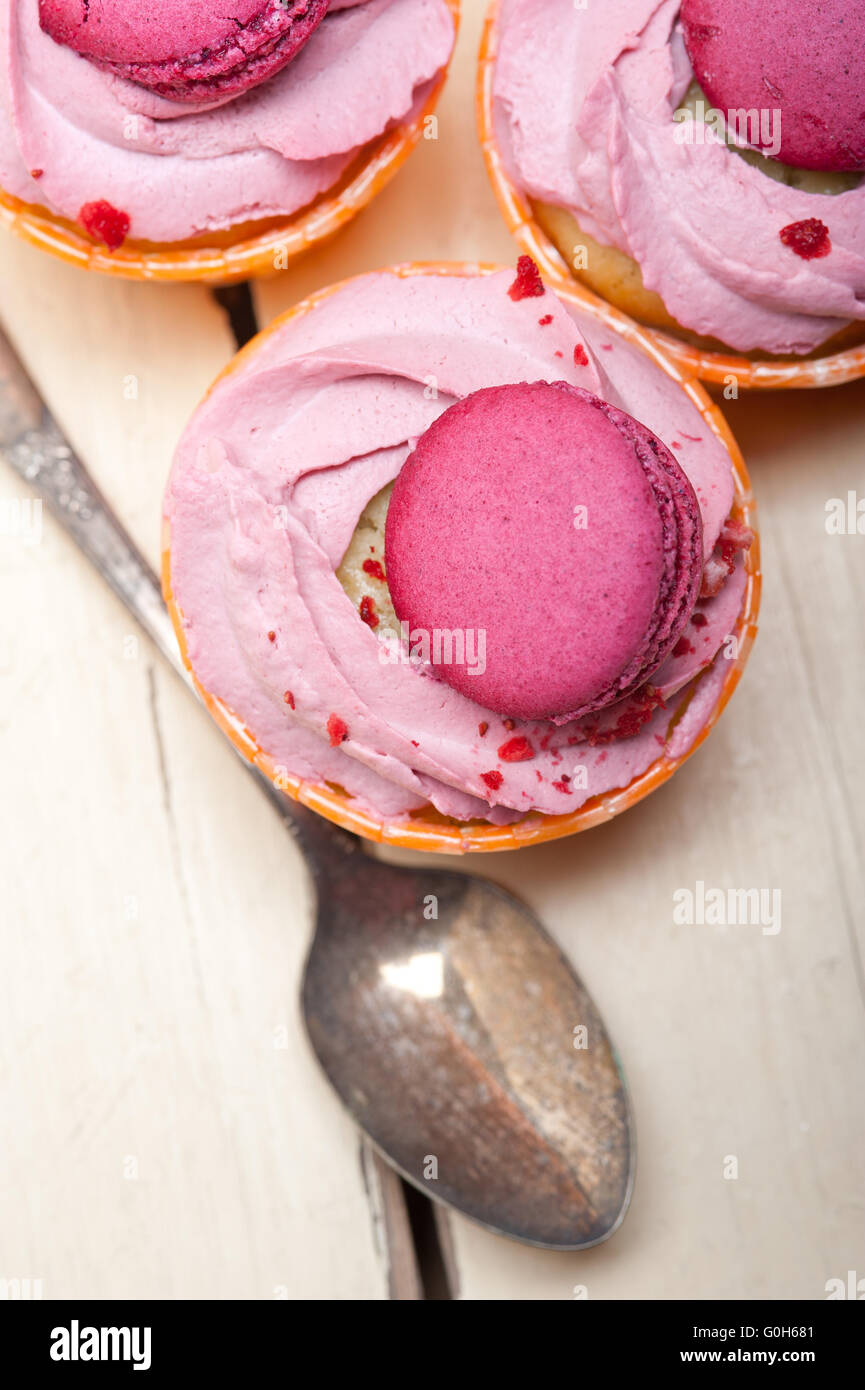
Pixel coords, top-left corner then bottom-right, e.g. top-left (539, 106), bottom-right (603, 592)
top-left (497, 736), bottom-right (535, 762)
top-left (78, 200), bottom-right (131, 251)
top-left (552, 779), bottom-right (573, 794)
top-left (478, 721), bottom-right (489, 737)
top-left (327, 714), bottom-right (348, 746)
top-left (283, 690), bottom-right (295, 709)
top-left (362, 558), bottom-right (386, 582)
top-left (779, 219), bottom-right (831, 260)
top-left (507, 255), bottom-right (545, 301)
top-left (538, 314), bottom-right (553, 326)
top-left (573, 344), bottom-right (589, 367)
top-left (503, 717), bottom-right (515, 730)
top-left (691, 612), bottom-right (708, 628)
top-left (359, 595), bottom-right (379, 629)
top-left (700, 516), bottom-right (754, 597)
top-left (672, 636), bottom-right (694, 658)
top-left (30, 169), bottom-right (43, 180)
top-left (587, 687), bottom-right (664, 746)
top-left (481, 770), bottom-right (503, 791)
top-left (267, 630), bottom-right (276, 642)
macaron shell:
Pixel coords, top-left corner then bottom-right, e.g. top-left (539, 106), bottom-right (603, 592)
top-left (39, 0), bottom-right (331, 102)
top-left (384, 381), bottom-right (703, 722)
top-left (681, 0), bottom-right (865, 172)
top-left (40, 0), bottom-right (270, 60)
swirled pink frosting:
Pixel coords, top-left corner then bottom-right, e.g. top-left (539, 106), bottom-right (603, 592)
top-left (492, 0), bottom-right (865, 355)
top-left (165, 269), bottom-right (748, 826)
top-left (0, 0), bottom-right (454, 243)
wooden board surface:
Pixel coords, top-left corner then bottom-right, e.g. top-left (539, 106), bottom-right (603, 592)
top-left (1, 0), bottom-right (864, 1300)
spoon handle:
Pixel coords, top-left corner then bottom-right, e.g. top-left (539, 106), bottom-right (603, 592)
top-left (0, 323), bottom-right (356, 872)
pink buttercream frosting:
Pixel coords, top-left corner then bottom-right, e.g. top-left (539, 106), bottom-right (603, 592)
top-left (164, 269), bottom-right (748, 826)
top-left (0, 0), bottom-right (455, 242)
top-left (492, 0), bottom-right (865, 355)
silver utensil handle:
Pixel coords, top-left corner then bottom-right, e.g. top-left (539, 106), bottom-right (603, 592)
top-left (0, 324), bottom-right (357, 868)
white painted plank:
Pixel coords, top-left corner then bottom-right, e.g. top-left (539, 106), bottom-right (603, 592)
top-left (0, 235), bottom-right (391, 1299)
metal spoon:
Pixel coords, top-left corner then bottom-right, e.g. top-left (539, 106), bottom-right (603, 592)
top-left (0, 325), bottom-right (634, 1250)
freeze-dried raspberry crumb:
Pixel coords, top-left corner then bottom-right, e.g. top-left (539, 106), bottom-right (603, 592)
top-left (359, 595), bottom-right (379, 629)
top-left (700, 556), bottom-right (728, 598)
top-left (78, 200), bottom-right (130, 251)
top-left (283, 690), bottom-right (295, 709)
top-left (362, 557), bottom-right (386, 582)
top-left (538, 314), bottom-right (553, 326)
top-left (779, 218), bottom-right (831, 260)
top-left (672, 636), bottom-right (694, 658)
top-left (573, 344), bottom-right (589, 367)
top-left (720, 517), bottom-right (754, 551)
top-left (411, 739), bottom-right (419, 747)
top-left (552, 780), bottom-right (573, 794)
top-left (503, 717), bottom-right (515, 731)
top-left (30, 168), bottom-right (43, 180)
top-left (327, 714), bottom-right (348, 746)
top-left (498, 736), bottom-right (535, 762)
top-left (481, 770), bottom-right (503, 791)
top-left (508, 255), bottom-right (545, 301)
top-left (478, 721), bottom-right (489, 737)
top-left (700, 516), bottom-right (754, 598)
top-left (691, 612), bottom-right (708, 628)
top-left (554, 350), bottom-right (564, 359)
top-left (267, 630), bottom-right (276, 642)
top-left (587, 687), bottom-right (665, 746)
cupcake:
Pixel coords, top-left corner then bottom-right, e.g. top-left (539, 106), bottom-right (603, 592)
top-left (162, 261), bottom-right (759, 852)
top-left (481, 0), bottom-right (865, 387)
top-left (0, 0), bottom-right (457, 279)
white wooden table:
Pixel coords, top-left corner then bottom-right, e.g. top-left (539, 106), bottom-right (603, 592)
top-left (1, 1), bottom-right (863, 1300)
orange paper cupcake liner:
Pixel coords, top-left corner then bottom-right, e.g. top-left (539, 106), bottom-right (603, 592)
top-left (477, 0), bottom-right (865, 391)
top-left (0, 0), bottom-right (459, 285)
top-left (162, 261), bottom-right (761, 853)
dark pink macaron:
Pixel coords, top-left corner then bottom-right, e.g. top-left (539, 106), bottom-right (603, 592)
top-left (681, 0), bottom-right (865, 172)
top-left (384, 382), bottom-right (703, 723)
top-left (39, 0), bottom-right (330, 104)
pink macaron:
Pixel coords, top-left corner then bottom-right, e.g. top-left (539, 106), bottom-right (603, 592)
top-left (39, 0), bottom-right (330, 104)
top-left (384, 381), bottom-right (704, 724)
top-left (681, 0), bottom-right (865, 172)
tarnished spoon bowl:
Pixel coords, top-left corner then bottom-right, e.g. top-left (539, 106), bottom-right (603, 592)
top-left (303, 827), bottom-right (633, 1248)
